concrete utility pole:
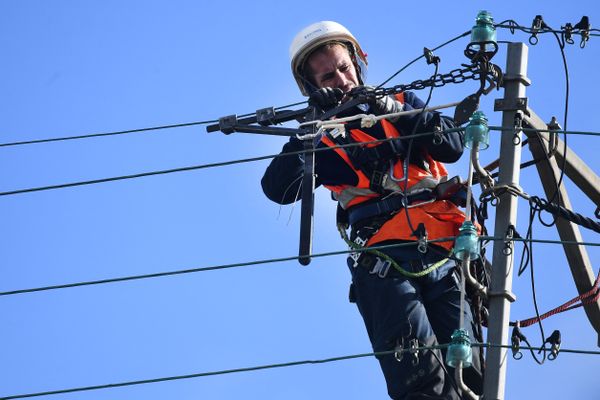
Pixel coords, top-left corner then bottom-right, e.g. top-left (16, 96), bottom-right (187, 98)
top-left (483, 42), bottom-right (529, 400)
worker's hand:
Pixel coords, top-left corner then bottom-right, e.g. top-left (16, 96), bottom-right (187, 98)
top-left (350, 86), bottom-right (404, 117)
top-left (308, 87), bottom-right (344, 111)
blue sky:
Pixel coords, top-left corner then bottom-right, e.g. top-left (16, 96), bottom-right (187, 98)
top-left (1, 1), bottom-right (599, 399)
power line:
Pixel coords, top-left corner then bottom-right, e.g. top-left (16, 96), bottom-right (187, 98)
top-left (495, 22), bottom-right (600, 38)
top-left (0, 238), bottom-right (454, 296)
top-left (1, 342), bottom-right (598, 400)
top-left (1, 236), bottom-right (598, 297)
top-left (474, 342), bottom-right (600, 356)
top-left (378, 30), bottom-right (471, 87)
top-left (0, 350), bottom-right (396, 400)
top-left (0, 102), bottom-right (307, 148)
top-left (0, 130), bottom-right (447, 197)
top-left (0, 121), bottom-right (216, 148)
top-left (2, 125), bottom-right (598, 197)
top-left (489, 126), bottom-right (600, 137)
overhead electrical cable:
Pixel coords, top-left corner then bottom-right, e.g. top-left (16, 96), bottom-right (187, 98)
top-left (0, 129), bottom-right (455, 196)
top-left (0, 101), bottom-right (307, 148)
top-left (377, 30), bottom-right (471, 87)
top-left (1, 125), bottom-right (598, 197)
top-left (1, 342), bottom-right (598, 400)
top-left (1, 236), bottom-right (598, 297)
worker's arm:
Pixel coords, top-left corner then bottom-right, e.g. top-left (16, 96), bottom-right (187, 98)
top-left (393, 91), bottom-right (464, 163)
top-left (261, 137), bottom-right (307, 204)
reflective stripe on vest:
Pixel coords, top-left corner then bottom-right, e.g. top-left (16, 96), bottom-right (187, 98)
top-left (321, 93), bottom-right (448, 209)
top-left (319, 93), bottom-right (466, 249)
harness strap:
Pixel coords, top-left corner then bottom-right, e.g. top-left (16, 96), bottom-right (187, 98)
top-left (347, 191), bottom-right (435, 226)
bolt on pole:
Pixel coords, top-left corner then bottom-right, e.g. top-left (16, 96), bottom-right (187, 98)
top-left (483, 42), bottom-right (529, 400)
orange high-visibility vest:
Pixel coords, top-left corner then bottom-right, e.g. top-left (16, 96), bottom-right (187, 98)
top-left (320, 94), bottom-right (466, 251)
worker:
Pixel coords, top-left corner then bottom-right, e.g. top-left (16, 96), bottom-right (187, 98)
top-left (261, 21), bottom-right (482, 399)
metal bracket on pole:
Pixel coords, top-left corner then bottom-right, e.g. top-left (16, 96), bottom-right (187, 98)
top-left (494, 97), bottom-right (529, 114)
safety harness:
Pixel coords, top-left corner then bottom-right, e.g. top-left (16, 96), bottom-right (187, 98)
top-left (325, 119), bottom-right (468, 279)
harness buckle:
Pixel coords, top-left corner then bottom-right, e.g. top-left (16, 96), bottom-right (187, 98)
top-left (369, 258), bottom-right (392, 278)
top-left (350, 236), bottom-right (368, 268)
top-left (369, 169), bottom-right (388, 193)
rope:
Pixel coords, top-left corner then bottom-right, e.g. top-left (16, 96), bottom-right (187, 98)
top-left (336, 224), bottom-right (450, 278)
top-left (299, 101), bottom-right (461, 129)
top-left (515, 269), bottom-right (600, 328)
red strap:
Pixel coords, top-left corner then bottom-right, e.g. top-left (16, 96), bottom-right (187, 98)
top-left (517, 269), bottom-right (600, 328)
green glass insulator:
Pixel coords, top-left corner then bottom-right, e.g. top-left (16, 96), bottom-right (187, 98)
top-left (453, 221), bottom-right (480, 261)
top-left (464, 110), bottom-right (490, 150)
top-left (446, 329), bottom-right (473, 368)
top-left (471, 10), bottom-right (497, 44)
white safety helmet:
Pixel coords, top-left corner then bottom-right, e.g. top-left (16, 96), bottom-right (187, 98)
top-left (289, 21), bottom-right (368, 96)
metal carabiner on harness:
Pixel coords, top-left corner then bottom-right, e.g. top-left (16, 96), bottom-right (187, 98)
top-left (411, 223), bottom-right (428, 254)
top-left (388, 159), bottom-right (408, 183)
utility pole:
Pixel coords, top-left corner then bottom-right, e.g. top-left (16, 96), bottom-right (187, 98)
top-left (483, 42), bottom-right (529, 399)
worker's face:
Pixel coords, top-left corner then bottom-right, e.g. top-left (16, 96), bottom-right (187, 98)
top-left (306, 44), bottom-right (359, 93)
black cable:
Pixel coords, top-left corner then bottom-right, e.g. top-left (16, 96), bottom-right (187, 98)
top-left (0, 129), bottom-right (456, 197)
top-left (0, 101), bottom-right (307, 148)
top-left (0, 121), bottom-right (217, 148)
top-left (377, 31), bottom-right (470, 87)
top-left (0, 349), bottom-right (397, 400)
top-left (402, 61), bottom-right (440, 242)
top-left (517, 199), bottom-right (548, 365)
top-left (545, 30), bottom-right (570, 209)
top-left (527, 203), bottom-right (548, 365)
top-left (1, 235), bottom-right (597, 297)
top-left (495, 22), bottom-right (600, 37)
top-left (0, 238), bottom-right (455, 297)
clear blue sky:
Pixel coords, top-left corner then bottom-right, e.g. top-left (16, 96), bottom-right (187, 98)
top-left (1, 1), bottom-right (599, 399)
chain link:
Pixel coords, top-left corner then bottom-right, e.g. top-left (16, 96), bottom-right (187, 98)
top-left (376, 64), bottom-right (481, 96)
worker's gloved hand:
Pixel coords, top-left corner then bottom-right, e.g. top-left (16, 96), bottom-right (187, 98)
top-left (308, 87), bottom-right (344, 111)
top-left (349, 86), bottom-right (403, 117)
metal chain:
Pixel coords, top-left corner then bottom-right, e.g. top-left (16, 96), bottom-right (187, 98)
top-left (376, 64), bottom-right (482, 96)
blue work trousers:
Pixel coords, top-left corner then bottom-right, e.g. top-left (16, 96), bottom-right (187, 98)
top-left (348, 245), bottom-right (482, 399)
